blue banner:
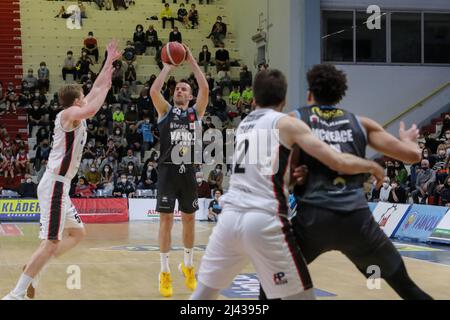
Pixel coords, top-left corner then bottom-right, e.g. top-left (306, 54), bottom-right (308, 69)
top-left (0, 199), bottom-right (41, 222)
top-left (368, 202), bottom-right (377, 213)
top-left (394, 204), bottom-right (448, 242)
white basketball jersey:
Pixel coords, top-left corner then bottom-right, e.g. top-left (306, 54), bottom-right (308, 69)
top-left (221, 108), bottom-right (292, 217)
top-left (47, 112), bottom-right (87, 180)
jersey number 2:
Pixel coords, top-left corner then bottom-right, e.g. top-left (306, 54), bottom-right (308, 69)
top-left (234, 139), bottom-right (249, 174)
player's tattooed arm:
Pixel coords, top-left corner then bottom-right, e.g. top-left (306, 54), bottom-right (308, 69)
top-left (278, 116), bottom-right (385, 188)
top-left (183, 44), bottom-right (209, 120)
top-left (359, 117), bottom-right (421, 165)
top-left (150, 63), bottom-right (173, 120)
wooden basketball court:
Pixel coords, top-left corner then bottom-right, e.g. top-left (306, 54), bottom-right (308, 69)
top-left (0, 222), bottom-right (449, 300)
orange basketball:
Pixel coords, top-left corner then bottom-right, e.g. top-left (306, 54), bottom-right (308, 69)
top-left (161, 42), bottom-right (187, 66)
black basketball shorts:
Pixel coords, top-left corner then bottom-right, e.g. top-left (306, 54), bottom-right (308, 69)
top-left (156, 163), bottom-right (199, 214)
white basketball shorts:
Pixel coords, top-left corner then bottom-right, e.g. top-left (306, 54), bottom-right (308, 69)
top-left (38, 171), bottom-right (84, 241)
top-left (197, 206), bottom-right (313, 299)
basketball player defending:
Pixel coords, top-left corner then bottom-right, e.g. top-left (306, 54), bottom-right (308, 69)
top-left (260, 64), bottom-right (432, 300)
top-left (2, 40), bottom-right (122, 300)
top-left (150, 45), bottom-right (209, 297)
top-left (190, 70), bottom-right (385, 300)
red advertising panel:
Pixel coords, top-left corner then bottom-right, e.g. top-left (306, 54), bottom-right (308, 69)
top-left (72, 198), bottom-right (129, 223)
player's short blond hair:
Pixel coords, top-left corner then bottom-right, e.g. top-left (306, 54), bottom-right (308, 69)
top-left (59, 84), bottom-right (82, 108)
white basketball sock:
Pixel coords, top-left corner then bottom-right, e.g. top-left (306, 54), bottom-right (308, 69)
top-left (11, 274), bottom-right (33, 297)
top-left (160, 253), bottom-right (170, 273)
top-left (184, 248), bottom-right (194, 268)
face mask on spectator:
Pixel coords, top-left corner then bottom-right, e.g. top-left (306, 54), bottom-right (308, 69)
top-left (382, 183), bottom-right (389, 189)
top-left (423, 152), bottom-right (428, 158)
top-left (105, 168), bottom-right (110, 173)
top-left (26, 178), bottom-right (32, 184)
top-left (121, 178), bottom-right (127, 184)
top-left (131, 107), bottom-right (135, 111)
top-left (439, 150), bottom-right (446, 157)
top-left (34, 106), bottom-right (39, 110)
top-left (216, 168), bottom-right (222, 173)
top-left (116, 130), bottom-right (121, 135)
top-left (108, 156), bottom-right (114, 162)
top-left (68, 54), bottom-right (73, 58)
top-left (145, 119), bottom-right (150, 124)
top-left (102, 105), bottom-right (107, 110)
top-left (128, 165), bottom-right (134, 170)
top-left (196, 178), bottom-right (202, 184)
top-left (422, 166), bottom-right (428, 170)
top-left (40, 66), bottom-right (45, 70)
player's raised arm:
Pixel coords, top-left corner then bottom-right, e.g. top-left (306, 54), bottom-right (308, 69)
top-left (63, 40), bottom-right (122, 121)
top-left (359, 117), bottom-right (422, 164)
top-left (278, 116), bottom-right (384, 185)
top-left (150, 63), bottom-right (173, 119)
top-left (183, 45), bottom-right (209, 119)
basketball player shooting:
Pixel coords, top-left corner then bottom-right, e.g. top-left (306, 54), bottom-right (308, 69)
top-left (150, 44), bottom-right (209, 298)
top-left (2, 40), bottom-right (122, 300)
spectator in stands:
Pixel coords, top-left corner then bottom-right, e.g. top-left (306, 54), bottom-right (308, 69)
top-left (208, 164), bottom-right (223, 190)
top-left (207, 16), bottom-right (227, 47)
top-left (112, 126), bottom-right (127, 159)
top-left (76, 50), bottom-right (94, 81)
top-left (12, 134), bottom-right (26, 157)
top-left (241, 84), bottom-right (254, 109)
top-left (112, 60), bottom-right (124, 94)
top-left (78, 1), bottom-right (87, 19)
top-left (37, 62), bottom-right (50, 94)
top-left (123, 41), bottom-right (137, 67)
top-left (196, 171), bottom-right (211, 199)
top-left (33, 138), bottom-right (50, 173)
top-left (98, 164), bottom-right (115, 196)
top-left (62, 51), bottom-right (77, 81)
top-left (100, 151), bottom-right (119, 173)
top-left (16, 175), bottom-right (37, 198)
top-left (440, 176), bottom-right (450, 207)
top-left (439, 114), bottom-right (450, 139)
top-left (83, 31), bottom-right (100, 64)
top-left (433, 144), bottom-right (448, 184)
top-left (81, 142), bottom-right (97, 173)
top-left (28, 100), bottom-right (45, 135)
top-left (125, 103), bottom-right (139, 127)
top-left (188, 3), bottom-right (199, 29)
top-left (118, 83), bottom-right (132, 109)
top-left (421, 147), bottom-right (436, 168)
top-left (177, 3), bottom-right (189, 28)
top-left (124, 64), bottom-right (137, 94)
top-left (55, 5), bottom-right (70, 18)
top-left (379, 177), bottom-right (392, 202)
top-left (137, 88), bottom-right (155, 123)
top-left (95, 125), bottom-right (109, 146)
top-left (1, 148), bottom-right (15, 179)
top-left (74, 176), bottom-right (94, 198)
top-left (169, 26), bottom-right (182, 43)
top-left (86, 164), bottom-right (101, 188)
top-left (198, 45), bottom-right (211, 73)
top-left (217, 70), bottom-right (232, 95)
top-left (385, 159), bottom-right (396, 181)
top-left (137, 159), bottom-right (158, 190)
top-left (133, 24), bottom-right (147, 55)
top-left (394, 161), bottom-right (408, 186)
top-left (208, 189), bottom-right (223, 222)
top-left (35, 127), bottom-right (48, 148)
top-left (229, 85), bottom-right (241, 106)
top-left (239, 65), bottom-right (252, 91)
top-left (161, 3), bottom-right (175, 29)
top-left (145, 25), bottom-right (160, 55)
top-left (388, 180), bottom-right (407, 204)
top-left (215, 42), bottom-right (230, 72)
top-left (137, 116), bottom-right (154, 158)
top-left (4, 82), bottom-right (18, 114)
top-left (23, 69), bottom-right (38, 92)
top-left (113, 173), bottom-right (136, 197)
top-left (113, 105), bottom-right (125, 131)
top-left (412, 159), bottom-right (436, 204)
top-left (94, 0), bottom-right (105, 10)
top-left (424, 131), bottom-right (440, 155)
top-left (15, 146), bottom-right (29, 176)
top-left (126, 124), bottom-right (142, 154)
top-left (120, 148), bottom-right (139, 171)
top-left (202, 116), bottom-right (216, 133)
top-left (209, 93), bottom-right (228, 123)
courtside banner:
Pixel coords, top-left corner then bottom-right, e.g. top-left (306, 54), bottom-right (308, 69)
top-left (129, 198), bottom-right (210, 221)
top-left (72, 198), bottom-right (129, 223)
top-left (372, 203), bottom-right (411, 238)
top-left (394, 204), bottom-right (448, 242)
top-left (429, 210), bottom-right (450, 244)
top-left (0, 199), bottom-right (40, 222)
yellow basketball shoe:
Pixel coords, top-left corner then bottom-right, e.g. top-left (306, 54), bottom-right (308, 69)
top-left (178, 263), bottom-right (197, 291)
top-left (159, 272), bottom-right (173, 298)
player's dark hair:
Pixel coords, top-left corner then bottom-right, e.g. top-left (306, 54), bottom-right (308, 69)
top-left (307, 64), bottom-right (348, 106)
top-left (253, 69), bottom-right (287, 108)
top-left (59, 84), bottom-right (82, 109)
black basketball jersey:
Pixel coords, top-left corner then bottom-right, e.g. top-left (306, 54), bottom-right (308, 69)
top-left (158, 105), bottom-right (202, 165)
top-left (295, 105), bottom-right (369, 211)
